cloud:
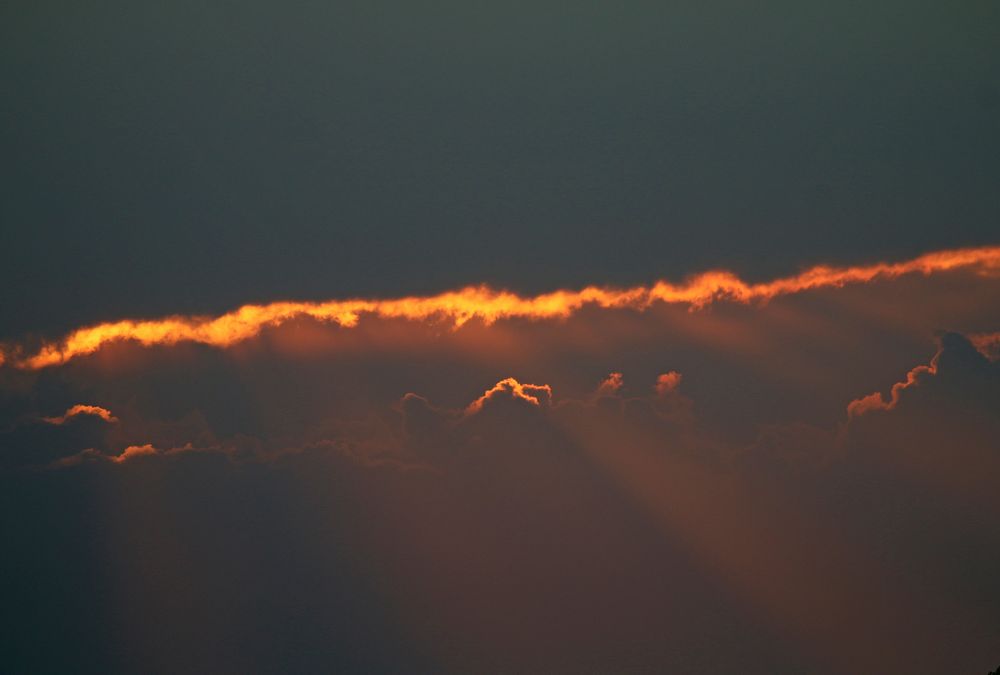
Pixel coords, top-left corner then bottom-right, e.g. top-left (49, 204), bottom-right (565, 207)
top-left (654, 371), bottom-right (683, 396)
top-left (50, 442), bottom-right (197, 467)
top-left (847, 332), bottom-right (999, 419)
top-left (5, 345), bottom-right (1000, 673)
top-left (846, 362), bottom-right (937, 417)
top-left (842, 332), bottom-right (1000, 497)
top-left (2, 255), bottom-right (999, 674)
top-left (116, 443), bottom-right (160, 461)
top-left (593, 371), bottom-right (624, 397)
top-left (41, 404), bottom-right (118, 425)
top-left (3, 245), bottom-right (998, 369)
top-left (464, 377), bottom-right (553, 415)
top-left (970, 331), bottom-right (1000, 361)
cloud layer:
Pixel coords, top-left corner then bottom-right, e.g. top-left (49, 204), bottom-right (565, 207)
top-left (1, 247), bottom-right (999, 674)
top-left (2, 245), bottom-right (998, 370)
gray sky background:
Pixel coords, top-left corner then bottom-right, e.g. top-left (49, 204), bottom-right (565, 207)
top-left (2, 1), bottom-right (998, 334)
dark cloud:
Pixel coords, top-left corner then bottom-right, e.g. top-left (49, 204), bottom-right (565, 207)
top-left (841, 333), bottom-right (1000, 520)
top-left (2, 272), bottom-right (1000, 673)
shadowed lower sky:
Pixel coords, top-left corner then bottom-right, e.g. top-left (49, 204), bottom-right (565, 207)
top-left (2, 3), bottom-right (1000, 674)
top-left (2, 255), bottom-right (1000, 673)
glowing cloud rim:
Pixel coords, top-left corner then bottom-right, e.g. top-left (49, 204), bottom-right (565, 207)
top-left (42, 404), bottom-right (119, 425)
top-left (4, 245), bottom-right (1000, 370)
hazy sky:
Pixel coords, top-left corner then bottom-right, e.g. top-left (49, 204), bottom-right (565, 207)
top-left (2, 0), bottom-right (998, 336)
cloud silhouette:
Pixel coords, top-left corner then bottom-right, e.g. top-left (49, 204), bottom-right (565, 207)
top-left (2, 257), bottom-right (1000, 675)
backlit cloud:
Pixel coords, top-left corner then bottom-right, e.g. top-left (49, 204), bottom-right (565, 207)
top-left (594, 372), bottom-right (624, 397)
top-left (970, 331), bottom-right (1000, 361)
top-left (654, 371), bottom-right (683, 396)
top-left (2, 245), bottom-right (998, 370)
top-left (51, 442), bottom-right (200, 468)
top-left (465, 378), bottom-right (553, 415)
top-left (42, 404), bottom-right (118, 425)
top-left (2, 248), bottom-right (999, 675)
top-left (846, 361), bottom-right (938, 418)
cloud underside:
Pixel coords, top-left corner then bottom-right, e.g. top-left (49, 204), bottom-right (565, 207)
top-left (11, 332), bottom-right (998, 674)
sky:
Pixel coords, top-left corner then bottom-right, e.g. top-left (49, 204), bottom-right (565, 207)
top-left (2, 2), bottom-right (1000, 674)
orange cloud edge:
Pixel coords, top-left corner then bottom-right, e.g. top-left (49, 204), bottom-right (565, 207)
top-left (3, 245), bottom-right (999, 370)
top-left (44, 339), bottom-right (975, 467)
top-left (42, 404), bottom-right (118, 425)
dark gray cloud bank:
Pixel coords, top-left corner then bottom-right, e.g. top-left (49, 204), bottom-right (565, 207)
top-left (2, 271), bottom-right (1000, 674)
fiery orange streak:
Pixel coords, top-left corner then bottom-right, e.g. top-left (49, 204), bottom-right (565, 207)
top-left (3, 245), bottom-right (999, 370)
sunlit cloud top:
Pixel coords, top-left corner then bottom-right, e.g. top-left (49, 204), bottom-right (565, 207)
top-left (3, 245), bottom-right (999, 370)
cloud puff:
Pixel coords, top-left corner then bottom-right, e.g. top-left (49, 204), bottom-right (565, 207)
top-left (464, 377), bottom-right (553, 415)
top-left (654, 371), bottom-right (683, 396)
top-left (846, 362), bottom-right (937, 417)
top-left (593, 371), bottom-right (624, 397)
top-left (42, 404), bottom-right (118, 425)
top-left (50, 442), bottom-right (199, 467)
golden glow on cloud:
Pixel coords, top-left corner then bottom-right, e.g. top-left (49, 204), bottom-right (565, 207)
top-left (114, 444), bottom-right (158, 462)
top-left (42, 404), bottom-right (118, 425)
top-left (52, 443), bottom-right (198, 468)
top-left (969, 332), bottom-right (1000, 361)
top-left (594, 372), bottom-right (624, 397)
top-left (654, 371), bottom-right (683, 396)
top-left (847, 360), bottom-right (938, 418)
top-left (465, 378), bottom-right (553, 414)
top-left (3, 245), bottom-right (999, 370)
